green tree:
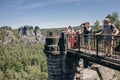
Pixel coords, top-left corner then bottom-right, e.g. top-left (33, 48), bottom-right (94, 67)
top-left (106, 12), bottom-right (120, 27)
top-left (94, 20), bottom-right (101, 31)
top-left (0, 70), bottom-right (3, 80)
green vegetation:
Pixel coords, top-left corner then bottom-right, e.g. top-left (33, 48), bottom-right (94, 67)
top-left (106, 12), bottom-right (120, 27)
top-left (93, 20), bottom-right (102, 32)
top-left (0, 43), bottom-right (47, 80)
top-left (116, 71), bottom-right (120, 80)
top-left (12, 29), bottom-right (20, 39)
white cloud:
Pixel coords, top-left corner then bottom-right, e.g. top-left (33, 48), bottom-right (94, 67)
top-left (0, 11), bottom-right (22, 16)
top-left (18, 0), bottom-right (81, 9)
top-left (16, 0), bottom-right (25, 4)
top-left (0, 0), bottom-right (81, 15)
top-left (0, 13), bottom-right (9, 16)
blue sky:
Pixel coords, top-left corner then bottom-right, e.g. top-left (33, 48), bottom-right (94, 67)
top-left (0, 0), bottom-right (120, 29)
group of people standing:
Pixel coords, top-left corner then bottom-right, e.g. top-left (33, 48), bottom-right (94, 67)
top-left (65, 18), bottom-right (119, 57)
top-left (65, 22), bottom-right (91, 51)
top-left (65, 26), bottom-right (76, 48)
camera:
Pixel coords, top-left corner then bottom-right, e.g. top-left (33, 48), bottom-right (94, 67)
top-left (81, 23), bottom-right (85, 27)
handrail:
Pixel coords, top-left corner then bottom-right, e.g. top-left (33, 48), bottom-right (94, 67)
top-left (65, 32), bottom-right (120, 58)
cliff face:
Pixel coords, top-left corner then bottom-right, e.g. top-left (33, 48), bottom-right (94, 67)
top-left (0, 26), bottom-right (17, 45)
top-left (18, 26), bottom-right (45, 44)
top-left (0, 26), bottom-right (45, 45)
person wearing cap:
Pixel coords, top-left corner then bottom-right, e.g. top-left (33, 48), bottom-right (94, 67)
top-left (96, 18), bottom-right (119, 57)
top-left (82, 22), bottom-right (92, 53)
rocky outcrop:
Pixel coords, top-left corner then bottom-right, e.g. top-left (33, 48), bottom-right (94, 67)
top-left (83, 68), bottom-right (100, 80)
top-left (0, 26), bottom-right (45, 45)
top-left (34, 26), bottom-right (45, 43)
top-left (1, 26), bottom-right (11, 30)
top-left (18, 25), bottom-right (45, 44)
top-left (83, 65), bottom-right (118, 80)
top-left (0, 26), bottom-right (17, 45)
top-left (95, 65), bottom-right (117, 80)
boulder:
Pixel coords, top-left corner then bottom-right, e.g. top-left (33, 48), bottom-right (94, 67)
top-left (83, 68), bottom-right (100, 80)
top-left (83, 65), bottom-right (118, 80)
top-left (96, 65), bottom-right (117, 80)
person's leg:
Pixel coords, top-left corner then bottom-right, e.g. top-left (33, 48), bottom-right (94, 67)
top-left (71, 37), bottom-right (75, 48)
top-left (88, 36), bottom-right (91, 53)
top-left (104, 40), bottom-right (108, 56)
top-left (85, 36), bottom-right (89, 53)
top-left (104, 46), bottom-right (108, 55)
top-left (109, 40), bottom-right (113, 56)
top-left (85, 38), bottom-right (91, 53)
top-left (88, 43), bottom-right (91, 53)
top-left (70, 37), bottom-right (72, 48)
top-left (85, 43), bottom-right (87, 52)
top-left (86, 43), bottom-right (89, 53)
top-left (84, 37), bottom-right (87, 52)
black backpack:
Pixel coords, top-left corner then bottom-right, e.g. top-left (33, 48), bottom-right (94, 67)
top-left (104, 24), bottom-right (114, 32)
top-left (110, 25), bottom-right (114, 32)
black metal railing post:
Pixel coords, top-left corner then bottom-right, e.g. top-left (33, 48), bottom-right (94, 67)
top-left (96, 35), bottom-right (99, 57)
top-left (61, 32), bottom-right (65, 51)
top-left (78, 34), bottom-right (81, 51)
top-left (66, 34), bottom-right (69, 50)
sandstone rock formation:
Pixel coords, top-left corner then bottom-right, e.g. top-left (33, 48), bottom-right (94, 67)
top-left (83, 65), bottom-right (117, 80)
top-left (0, 26), bottom-right (45, 45)
top-left (18, 25), bottom-right (45, 44)
top-left (0, 26), bottom-right (17, 45)
top-left (83, 68), bottom-right (100, 80)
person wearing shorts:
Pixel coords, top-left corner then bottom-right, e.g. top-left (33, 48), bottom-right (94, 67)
top-left (96, 18), bottom-right (119, 57)
top-left (82, 22), bottom-right (91, 52)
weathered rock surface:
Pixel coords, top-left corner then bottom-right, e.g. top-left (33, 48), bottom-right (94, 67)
top-left (83, 68), bottom-right (100, 80)
top-left (95, 65), bottom-right (117, 80)
top-left (83, 65), bottom-right (118, 80)
top-left (0, 26), bottom-right (45, 45)
top-left (0, 26), bottom-right (17, 45)
top-left (18, 25), bottom-right (45, 44)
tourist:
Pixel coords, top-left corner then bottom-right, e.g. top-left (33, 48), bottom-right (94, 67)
top-left (69, 26), bottom-right (75, 48)
top-left (96, 18), bottom-right (119, 57)
top-left (82, 22), bottom-right (91, 52)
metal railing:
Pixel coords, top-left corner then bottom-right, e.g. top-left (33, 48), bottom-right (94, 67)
top-left (66, 33), bottom-right (120, 59)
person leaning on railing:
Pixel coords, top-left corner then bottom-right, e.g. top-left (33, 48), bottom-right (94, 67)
top-left (95, 18), bottom-right (119, 57)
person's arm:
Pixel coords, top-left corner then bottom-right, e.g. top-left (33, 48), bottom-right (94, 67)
top-left (86, 26), bottom-right (91, 32)
top-left (95, 30), bottom-right (103, 35)
top-left (111, 24), bottom-right (119, 35)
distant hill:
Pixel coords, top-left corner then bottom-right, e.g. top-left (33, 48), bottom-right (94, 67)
top-left (40, 26), bottom-right (81, 36)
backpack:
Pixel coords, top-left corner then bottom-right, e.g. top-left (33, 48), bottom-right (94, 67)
top-left (104, 24), bottom-right (114, 32)
top-left (110, 25), bottom-right (114, 32)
